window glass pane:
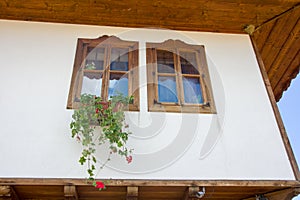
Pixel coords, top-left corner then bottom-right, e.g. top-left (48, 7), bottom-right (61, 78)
top-left (81, 72), bottom-right (102, 97)
top-left (157, 50), bottom-right (175, 74)
top-left (86, 47), bottom-right (105, 70)
top-left (180, 51), bottom-right (199, 75)
top-left (110, 48), bottom-right (129, 71)
top-left (108, 73), bottom-right (128, 98)
top-left (158, 76), bottom-right (178, 103)
top-left (183, 77), bottom-right (203, 104)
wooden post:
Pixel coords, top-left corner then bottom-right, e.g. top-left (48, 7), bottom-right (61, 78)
top-left (64, 185), bottom-right (78, 200)
top-left (127, 186), bottom-right (138, 200)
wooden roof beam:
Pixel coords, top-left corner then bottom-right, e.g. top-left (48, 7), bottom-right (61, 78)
top-left (64, 185), bottom-right (78, 200)
top-left (0, 186), bottom-right (19, 200)
top-left (127, 186), bottom-right (138, 200)
top-left (183, 186), bottom-right (205, 200)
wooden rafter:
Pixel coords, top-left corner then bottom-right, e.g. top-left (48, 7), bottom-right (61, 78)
top-left (64, 185), bottom-right (78, 200)
top-left (251, 4), bottom-right (300, 101)
top-left (0, 186), bottom-right (19, 200)
top-left (127, 186), bottom-right (138, 200)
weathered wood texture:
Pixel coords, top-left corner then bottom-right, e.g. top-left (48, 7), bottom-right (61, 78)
top-left (0, 0), bottom-right (297, 33)
top-left (0, 1), bottom-right (299, 100)
top-left (252, 4), bottom-right (300, 101)
top-left (0, 186), bottom-right (19, 200)
top-left (64, 185), bottom-right (78, 200)
top-left (0, 179), bottom-right (299, 200)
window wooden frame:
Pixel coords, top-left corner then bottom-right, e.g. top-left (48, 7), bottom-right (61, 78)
top-left (67, 35), bottom-right (139, 110)
top-left (146, 40), bottom-right (215, 113)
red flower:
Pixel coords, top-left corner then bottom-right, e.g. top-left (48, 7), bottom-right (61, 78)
top-left (95, 108), bottom-right (99, 114)
top-left (94, 181), bottom-right (105, 189)
top-left (126, 155), bottom-right (132, 164)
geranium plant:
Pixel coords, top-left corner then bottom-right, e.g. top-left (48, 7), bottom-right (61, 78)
top-left (70, 93), bottom-right (133, 184)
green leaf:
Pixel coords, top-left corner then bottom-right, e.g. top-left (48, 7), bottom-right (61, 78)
top-left (88, 169), bottom-right (94, 177)
top-left (92, 156), bottom-right (97, 163)
top-left (71, 129), bottom-right (77, 137)
top-left (117, 141), bottom-right (123, 147)
top-left (69, 93), bottom-right (134, 178)
top-left (79, 156), bottom-right (86, 165)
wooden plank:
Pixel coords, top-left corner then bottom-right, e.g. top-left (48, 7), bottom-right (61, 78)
top-left (250, 36), bottom-right (300, 180)
top-left (13, 185), bottom-right (64, 199)
top-left (139, 186), bottom-right (185, 199)
top-left (0, 183), bottom-right (299, 200)
top-left (1, 179), bottom-right (299, 187)
top-left (252, 21), bottom-right (275, 53)
top-left (0, 0), bottom-right (297, 33)
top-left (267, 16), bottom-right (300, 82)
top-left (243, 188), bottom-right (300, 200)
top-left (77, 186), bottom-right (126, 199)
top-left (265, 7), bottom-right (300, 75)
top-left (273, 50), bottom-right (300, 101)
top-left (261, 13), bottom-right (292, 72)
top-left (269, 19), bottom-right (300, 91)
top-left (265, 188), bottom-right (300, 200)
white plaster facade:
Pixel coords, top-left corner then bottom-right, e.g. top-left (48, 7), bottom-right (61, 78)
top-left (0, 20), bottom-right (295, 180)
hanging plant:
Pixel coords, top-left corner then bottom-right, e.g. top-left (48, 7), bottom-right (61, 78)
top-left (70, 93), bottom-right (133, 187)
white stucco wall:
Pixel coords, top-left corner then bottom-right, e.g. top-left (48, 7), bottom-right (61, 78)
top-left (0, 20), bottom-right (295, 180)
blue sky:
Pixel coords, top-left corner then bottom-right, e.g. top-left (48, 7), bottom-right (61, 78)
top-left (278, 73), bottom-right (300, 200)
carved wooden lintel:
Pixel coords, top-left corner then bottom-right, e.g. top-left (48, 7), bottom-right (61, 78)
top-left (64, 185), bottom-right (78, 200)
top-left (127, 186), bottom-right (138, 200)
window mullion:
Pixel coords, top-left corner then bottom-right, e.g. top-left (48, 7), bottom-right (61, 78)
top-left (196, 50), bottom-right (208, 104)
top-left (102, 45), bottom-right (111, 101)
top-left (174, 49), bottom-right (184, 105)
top-left (153, 49), bottom-right (159, 103)
top-left (76, 44), bottom-right (89, 101)
top-left (128, 48), bottom-right (133, 98)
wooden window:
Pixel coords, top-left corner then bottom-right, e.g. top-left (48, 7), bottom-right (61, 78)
top-left (146, 40), bottom-right (215, 113)
top-left (67, 36), bottom-right (139, 110)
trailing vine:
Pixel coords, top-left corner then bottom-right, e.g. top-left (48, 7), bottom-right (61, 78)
top-left (70, 93), bottom-right (133, 180)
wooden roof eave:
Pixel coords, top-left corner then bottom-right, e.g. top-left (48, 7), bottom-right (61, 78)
top-left (0, 178), bottom-right (300, 200)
